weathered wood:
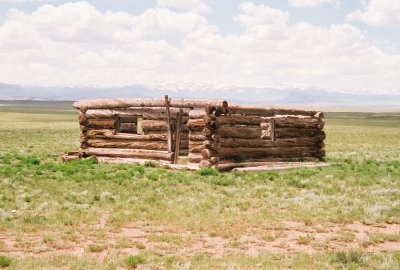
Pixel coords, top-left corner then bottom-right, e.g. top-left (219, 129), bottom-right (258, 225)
top-left (188, 153), bottom-right (202, 163)
top-left (189, 132), bottom-right (206, 141)
top-left (202, 149), bottom-right (219, 159)
top-left (187, 119), bottom-right (205, 131)
top-left (208, 106), bottom-right (318, 117)
top-left (95, 157), bottom-right (170, 165)
top-left (87, 139), bottom-right (168, 150)
top-left (79, 113), bottom-right (88, 124)
top-left (174, 109), bottom-right (183, 164)
top-left (218, 137), bottom-right (324, 148)
top-left (235, 163), bottom-right (330, 172)
top-left (73, 99), bottom-right (226, 110)
top-left (60, 154), bottom-right (80, 162)
top-left (165, 95), bottom-right (172, 153)
top-left (199, 160), bottom-right (212, 168)
top-left (84, 108), bottom-right (189, 120)
top-left (86, 129), bottom-right (168, 141)
top-left (219, 146), bottom-right (325, 159)
top-left (222, 106), bottom-right (273, 116)
top-left (217, 159), bottom-right (321, 171)
top-left (142, 120), bottom-right (168, 131)
top-left (274, 117), bottom-right (325, 129)
top-left (274, 128), bottom-right (323, 139)
top-left (218, 127), bottom-right (262, 139)
top-left (86, 119), bottom-right (115, 129)
top-left (189, 143), bottom-right (204, 154)
top-left (217, 115), bottom-right (262, 126)
top-left (189, 110), bottom-right (206, 119)
top-left (81, 148), bottom-right (174, 161)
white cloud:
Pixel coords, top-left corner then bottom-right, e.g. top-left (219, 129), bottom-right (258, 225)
top-left (289, 0), bottom-right (340, 8)
top-left (156, 0), bottom-right (211, 14)
top-left (347, 0), bottom-right (400, 27)
top-left (0, 0), bottom-right (52, 3)
top-left (0, 1), bottom-right (399, 93)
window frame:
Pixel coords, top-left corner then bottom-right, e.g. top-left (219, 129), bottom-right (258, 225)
top-left (114, 115), bottom-right (143, 136)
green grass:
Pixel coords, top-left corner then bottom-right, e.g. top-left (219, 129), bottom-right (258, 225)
top-left (0, 104), bottom-right (399, 269)
top-left (0, 256), bottom-right (11, 268)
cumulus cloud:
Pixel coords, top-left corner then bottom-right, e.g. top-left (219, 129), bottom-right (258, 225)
top-left (0, 0), bottom-right (52, 3)
top-left (156, 0), bottom-right (211, 14)
top-left (347, 0), bottom-right (400, 27)
top-left (0, 1), bottom-right (399, 93)
top-left (289, 0), bottom-right (340, 8)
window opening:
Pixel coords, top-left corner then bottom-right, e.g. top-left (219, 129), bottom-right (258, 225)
top-left (115, 115), bottom-right (143, 135)
top-left (261, 118), bottom-right (274, 141)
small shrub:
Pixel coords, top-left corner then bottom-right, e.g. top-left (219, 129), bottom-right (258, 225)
top-left (331, 250), bottom-right (366, 268)
top-left (135, 242), bottom-right (146, 250)
top-left (147, 173), bottom-right (159, 181)
top-left (296, 234), bottom-right (313, 245)
top-left (23, 196), bottom-right (31, 203)
top-left (211, 177), bottom-right (235, 186)
top-left (144, 161), bottom-right (157, 168)
top-left (132, 166), bottom-right (145, 175)
top-left (197, 168), bottom-right (219, 176)
top-left (87, 244), bottom-right (106, 253)
top-left (0, 256), bottom-right (11, 268)
top-left (124, 255), bottom-right (144, 269)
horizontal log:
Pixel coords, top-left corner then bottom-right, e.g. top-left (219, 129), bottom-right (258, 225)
top-left (86, 119), bottom-right (115, 129)
top-left (235, 163), bottom-right (330, 173)
top-left (217, 161), bottom-right (326, 171)
top-left (218, 127), bottom-right (262, 139)
top-left (209, 106), bottom-right (319, 117)
top-left (84, 109), bottom-right (190, 121)
top-left (219, 147), bottom-right (325, 159)
top-left (73, 99), bottom-right (227, 110)
top-left (188, 153), bottom-right (202, 163)
top-left (222, 106), bottom-right (273, 116)
top-left (142, 120), bottom-right (168, 131)
top-left (87, 139), bottom-right (169, 150)
top-left (216, 115), bottom-right (262, 126)
top-left (86, 129), bottom-right (168, 141)
top-left (274, 118), bottom-right (325, 129)
top-left (218, 137), bottom-right (324, 148)
top-left (189, 144), bottom-right (205, 154)
top-left (189, 132), bottom-right (206, 141)
top-left (60, 154), bottom-right (80, 163)
top-left (199, 160), bottom-right (212, 168)
top-left (217, 159), bottom-right (321, 171)
top-left (81, 148), bottom-right (174, 161)
top-left (274, 128), bottom-right (323, 139)
top-left (187, 119), bottom-right (205, 132)
top-left (189, 110), bottom-right (206, 119)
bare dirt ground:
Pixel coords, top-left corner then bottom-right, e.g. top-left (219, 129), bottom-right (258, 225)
top-left (1, 220), bottom-right (399, 261)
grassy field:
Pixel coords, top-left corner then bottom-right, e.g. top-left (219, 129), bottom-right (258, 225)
top-left (0, 103), bottom-right (399, 269)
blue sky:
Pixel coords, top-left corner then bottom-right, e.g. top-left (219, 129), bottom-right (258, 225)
top-left (0, 0), bottom-right (399, 93)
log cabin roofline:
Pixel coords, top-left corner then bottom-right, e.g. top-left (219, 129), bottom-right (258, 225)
top-left (73, 98), bottom-right (227, 111)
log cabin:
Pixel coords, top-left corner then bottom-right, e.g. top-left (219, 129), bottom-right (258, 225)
top-left (64, 96), bottom-right (326, 171)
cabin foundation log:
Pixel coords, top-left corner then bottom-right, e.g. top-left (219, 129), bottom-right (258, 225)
top-left (81, 148), bottom-right (174, 161)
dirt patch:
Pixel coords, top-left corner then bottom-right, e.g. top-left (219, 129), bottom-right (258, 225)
top-left (0, 221), bottom-right (398, 260)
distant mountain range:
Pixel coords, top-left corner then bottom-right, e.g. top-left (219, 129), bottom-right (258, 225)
top-left (1, 83), bottom-right (399, 111)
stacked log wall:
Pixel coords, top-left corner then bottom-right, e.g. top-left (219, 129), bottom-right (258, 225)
top-left (78, 107), bottom-right (189, 162)
top-left (199, 106), bottom-right (326, 169)
top-left (187, 110), bottom-right (206, 163)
